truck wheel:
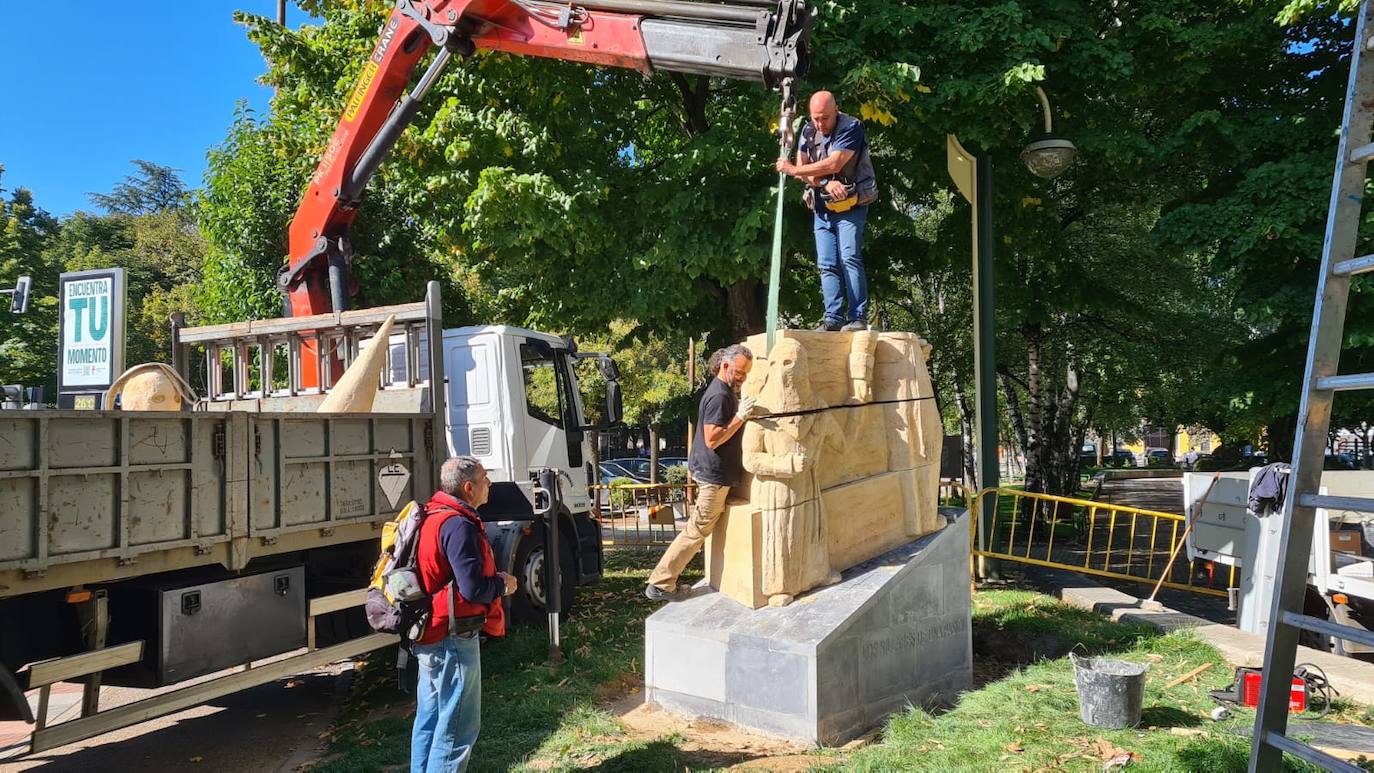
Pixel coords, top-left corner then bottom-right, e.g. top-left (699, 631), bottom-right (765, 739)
top-left (510, 532), bottom-right (576, 625)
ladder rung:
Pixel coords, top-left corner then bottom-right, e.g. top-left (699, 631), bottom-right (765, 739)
top-left (1262, 730), bottom-right (1364, 772)
top-left (1352, 142), bottom-right (1374, 163)
top-left (1334, 253), bottom-right (1374, 276)
top-left (1281, 611), bottom-right (1374, 648)
top-left (1317, 372), bottom-right (1374, 391)
top-left (1299, 493), bottom-right (1374, 513)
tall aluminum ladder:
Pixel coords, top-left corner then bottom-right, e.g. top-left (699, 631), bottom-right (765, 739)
top-left (1251, 3), bottom-right (1374, 770)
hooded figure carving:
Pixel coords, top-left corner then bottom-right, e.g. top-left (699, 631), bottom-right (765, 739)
top-left (740, 339), bottom-right (848, 606)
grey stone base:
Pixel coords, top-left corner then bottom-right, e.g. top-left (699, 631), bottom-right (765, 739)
top-left (644, 508), bottom-right (972, 746)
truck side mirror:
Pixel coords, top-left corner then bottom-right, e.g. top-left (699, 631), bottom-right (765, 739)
top-left (604, 381), bottom-right (624, 429)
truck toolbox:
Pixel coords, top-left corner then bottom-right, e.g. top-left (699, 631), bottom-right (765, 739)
top-left (105, 567), bottom-right (306, 687)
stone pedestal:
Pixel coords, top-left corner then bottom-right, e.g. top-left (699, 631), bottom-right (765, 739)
top-left (645, 508), bottom-right (972, 746)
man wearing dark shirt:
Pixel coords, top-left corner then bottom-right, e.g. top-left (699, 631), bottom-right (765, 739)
top-left (646, 344), bottom-right (757, 601)
top-left (411, 456), bottom-right (517, 773)
top-left (776, 91), bottom-right (879, 333)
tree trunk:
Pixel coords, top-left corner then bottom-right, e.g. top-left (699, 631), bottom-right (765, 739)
top-left (725, 278), bottom-right (766, 341)
top-left (649, 426), bottom-right (660, 483)
top-left (952, 379), bottom-right (977, 488)
top-left (1023, 324), bottom-right (1046, 494)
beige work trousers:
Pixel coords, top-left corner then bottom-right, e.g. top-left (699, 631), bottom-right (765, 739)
top-left (647, 482), bottom-right (730, 591)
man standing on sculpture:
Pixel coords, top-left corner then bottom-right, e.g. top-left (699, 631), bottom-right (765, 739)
top-left (646, 344), bottom-right (756, 601)
top-left (776, 91), bottom-right (879, 333)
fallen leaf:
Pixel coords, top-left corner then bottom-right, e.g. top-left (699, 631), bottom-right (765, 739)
top-left (1146, 654), bottom-right (1164, 662)
top-left (1169, 727), bottom-right (1205, 737)
top-left (1006, 742), bottom-right (1026, 753)
top-left (1102, 752), bottom-right (1133, 771)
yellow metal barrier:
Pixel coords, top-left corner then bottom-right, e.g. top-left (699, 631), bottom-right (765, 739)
top-left (591, 482), bottom-right (693, 547)
top-left (970, 487), bottom-right (1236, 598)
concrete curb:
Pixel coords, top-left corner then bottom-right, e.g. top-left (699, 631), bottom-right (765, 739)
top-left (1035, 569), bottom-right (1374, 706)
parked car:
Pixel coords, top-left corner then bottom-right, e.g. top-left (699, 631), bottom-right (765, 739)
top-left (606, 456), bottom-right (691, 481)
top-left (1145, 448), bottom-right (1173, 467)
top-left (605, 457), bottom-right (657, 481)
top-left (599, 461), bottom-right (639, 484)
top-left (1108, 450), bottom-right (1136, 467)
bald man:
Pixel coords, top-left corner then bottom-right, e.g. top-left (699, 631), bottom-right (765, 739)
top-left (777, 91), bottom-right (879, 332)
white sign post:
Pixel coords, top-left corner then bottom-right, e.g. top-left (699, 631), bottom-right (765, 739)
top-left (58, 268), bottom-right (126, 409)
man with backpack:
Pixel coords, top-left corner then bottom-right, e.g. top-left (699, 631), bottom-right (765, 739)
top-left (410, 456), bottom-right (517, 773)
top-left (776, 90), bottom-right (879, 332)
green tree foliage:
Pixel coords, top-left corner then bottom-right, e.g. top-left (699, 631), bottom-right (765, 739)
top-left (1154, 7), bottom-right (1374, 455)
top-left (195, 0), bottom-right (1366, 491)
top-left (87, 159), bottom-right (189, 216)
top-left (0, 166), bottom-right (62, 396)
top-left (0, 162), bottom-right (206, 399)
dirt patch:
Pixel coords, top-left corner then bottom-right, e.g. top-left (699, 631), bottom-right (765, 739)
top-left (577, 679), bottom-right (836, 771)
top-left (613, 698), bottom-right (816, 759)
top-left (969, 627), bottom-right (1072, 687)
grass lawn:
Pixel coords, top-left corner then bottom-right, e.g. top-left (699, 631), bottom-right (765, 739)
top-left (311, 550), bottom-right (1371, 772)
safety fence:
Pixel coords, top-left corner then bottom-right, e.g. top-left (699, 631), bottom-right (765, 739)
top-left (970, 487), bottom-right (1237, 598)
top-left (592, 482), bottom-right (689, 547)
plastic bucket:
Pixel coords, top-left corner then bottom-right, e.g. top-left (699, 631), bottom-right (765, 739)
top-left (1070, 653), bottom-right (1148, 729)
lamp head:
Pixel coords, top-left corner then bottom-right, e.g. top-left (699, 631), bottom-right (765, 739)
top-left (1020, 135), bottom-right (1077, 179)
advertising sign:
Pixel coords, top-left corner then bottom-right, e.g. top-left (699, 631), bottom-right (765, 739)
top-left (58, 268), bottom-right (126, 397)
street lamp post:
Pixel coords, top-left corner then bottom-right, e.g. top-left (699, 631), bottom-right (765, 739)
top-left (946, 85), bottom-right (1076, 579)
top-left (946, 136), bottom-right (999, 576)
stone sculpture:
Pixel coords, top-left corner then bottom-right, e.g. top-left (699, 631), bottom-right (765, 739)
top-left (741, 338), bottom-right (848, 606)
top-left (318, 315), bottom-right (396, 413)
top-left (706, 330), bottom-right (943, 608)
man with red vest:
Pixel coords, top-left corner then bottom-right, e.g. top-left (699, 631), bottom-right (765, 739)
top-left (410, 456), bottom-right (517, 773)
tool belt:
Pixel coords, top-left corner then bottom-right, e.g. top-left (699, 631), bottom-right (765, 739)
top-left (449, 613), bottom-right (486, 637)
top-left (806, 181), bottom-right (874, 214)
top-left (820, 183), bottom-right (860, 213)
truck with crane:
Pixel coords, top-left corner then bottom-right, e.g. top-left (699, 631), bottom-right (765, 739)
top-left (0, 0), bottom-right (811, 753)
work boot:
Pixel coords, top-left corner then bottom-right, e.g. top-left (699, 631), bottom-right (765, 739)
top-left (841, 320), bottom-right (868, 332)
top-left (644, 583), bottom-right (692, 602)
top-left (814, 320), bottom-right (842, 332)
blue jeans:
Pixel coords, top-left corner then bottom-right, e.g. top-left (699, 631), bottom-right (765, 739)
top-left (814, 205), bottom-right (869, 325)
top-left (410, 633), bottom-right (481, 773)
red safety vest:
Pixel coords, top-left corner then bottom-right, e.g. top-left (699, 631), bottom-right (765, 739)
top-left (414, 491), bottom-right (505, 644)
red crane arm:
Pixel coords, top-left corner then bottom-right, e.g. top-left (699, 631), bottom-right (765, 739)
top-left (281, 0), bottom-right (810, 388)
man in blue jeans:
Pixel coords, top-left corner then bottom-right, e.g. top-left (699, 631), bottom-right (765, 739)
top-left (777, 91), bottom-right (879, 332)
top-left (411, 456), bottom-right (518, 772)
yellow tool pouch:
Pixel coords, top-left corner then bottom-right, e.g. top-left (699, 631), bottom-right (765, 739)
top-left (821, 183), bottom-right (859, 213)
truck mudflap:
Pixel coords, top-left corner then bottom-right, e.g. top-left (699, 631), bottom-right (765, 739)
top-left (0, 661), bottom-right (33, 723)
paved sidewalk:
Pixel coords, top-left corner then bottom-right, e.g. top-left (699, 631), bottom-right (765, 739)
top-left (1038, 568), bottom-right (1374, 706)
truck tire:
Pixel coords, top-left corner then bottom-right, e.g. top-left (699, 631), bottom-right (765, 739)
top-left (509, 531), bottom-right (576, 625)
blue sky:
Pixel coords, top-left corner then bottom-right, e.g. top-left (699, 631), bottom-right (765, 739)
top-left (0, 3), bottom-right (304, 216)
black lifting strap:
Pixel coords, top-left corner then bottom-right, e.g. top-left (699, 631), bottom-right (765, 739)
top-left (752, 395), bottom-right (936, 421)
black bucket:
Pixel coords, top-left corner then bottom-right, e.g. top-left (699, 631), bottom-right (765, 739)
top-left (1070, 653), bottom-right (1148, 729)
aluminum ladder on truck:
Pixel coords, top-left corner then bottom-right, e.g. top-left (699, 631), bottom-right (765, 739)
top-left (1251, 3), bottom-right (1374, 770)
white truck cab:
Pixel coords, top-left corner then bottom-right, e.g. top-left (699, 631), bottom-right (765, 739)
top-left (430, 325), bottom-right (623, 620)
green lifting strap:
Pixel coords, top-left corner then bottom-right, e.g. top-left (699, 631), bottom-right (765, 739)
top-left (766, 168), bottom-right (786, 357)
top-left (766, 113), bottom-right (803, 357)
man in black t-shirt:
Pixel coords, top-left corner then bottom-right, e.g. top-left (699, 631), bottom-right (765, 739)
top-left (646, 344), bottom-right (757, 601)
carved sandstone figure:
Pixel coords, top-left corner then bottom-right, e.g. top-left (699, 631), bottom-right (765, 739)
top-left (706, 330), bottom-right (944, 609)
top-left (741, 339), bottom-right (847, 606)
